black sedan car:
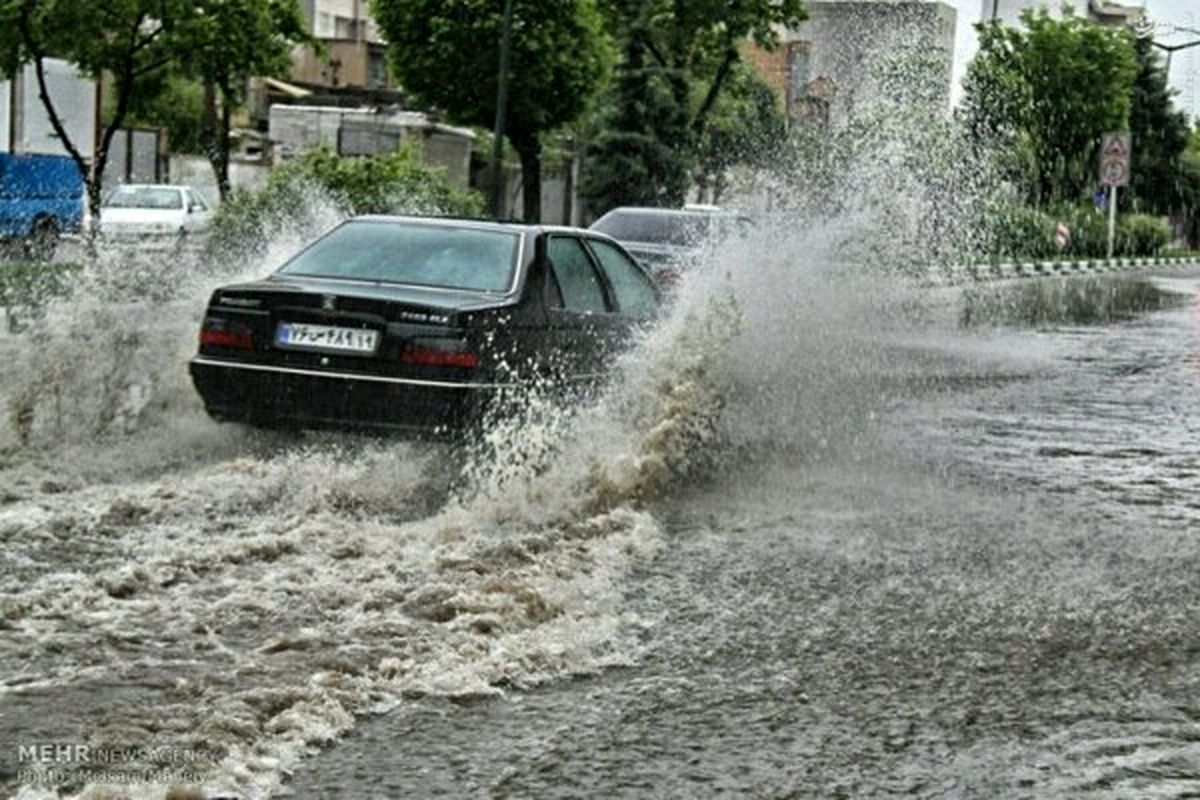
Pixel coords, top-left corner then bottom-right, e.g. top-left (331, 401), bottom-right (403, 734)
top-left (189, 216), bottom-right (660, 432)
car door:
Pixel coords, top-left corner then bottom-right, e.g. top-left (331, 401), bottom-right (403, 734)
top-left (543, 233), bottom-right (621, 383)
top-left (583, 237), bottom-right (660, 323)
top-left (183, 189), bottom-right (213, 232)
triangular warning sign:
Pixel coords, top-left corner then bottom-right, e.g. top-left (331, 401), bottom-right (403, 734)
top-left (1103, 135), bottom-right (1129, 157)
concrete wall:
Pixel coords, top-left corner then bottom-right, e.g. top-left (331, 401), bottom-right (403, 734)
top-left (477, 163), bottom-right (577, 225)
top-left (167, 155), bottom-right (270, 207)
top-left (269, 105), bottom-right (475, 190)
top-left (100, 129), bottom-right (163, 190)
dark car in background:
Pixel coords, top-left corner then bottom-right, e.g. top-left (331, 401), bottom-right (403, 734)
top-left (189, 216), bottom-right (660, 433)
top-left (588, 205), bottom-right (753, 285)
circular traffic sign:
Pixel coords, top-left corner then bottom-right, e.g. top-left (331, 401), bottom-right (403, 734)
top-left (1101, 159), bottom-right (1128, 186)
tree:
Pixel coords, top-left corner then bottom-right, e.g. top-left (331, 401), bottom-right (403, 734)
top-left (1127, 36), bottom-right (1193, 215)
top-left (0, 0), bottom-right (202, 225)
top-left (207, 145), bottom-right (483, 266)
top-left (1183, 124), bottom-right (1200, 248)
top-left (122, 74), bottom-right (207, 155)
top-left (693, 62), bottom-right (788, 203)
top-left (962, 9), bottom-right (1138, 206)
top-left (371, 0), bottom-right (612, 222)
top-left (177, 0), bottom-right (311, 199)
top-left (604, 0), bottom-right (805, 141)
top-left (582, 0), bottom-right (804, 212)
top-left (580, 28), bottom-right (692, 212)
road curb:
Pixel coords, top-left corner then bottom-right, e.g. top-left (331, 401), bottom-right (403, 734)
top-left (930, 255), bottom-right (1200, 286)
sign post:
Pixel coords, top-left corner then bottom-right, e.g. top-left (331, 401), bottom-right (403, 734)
top-left (1099, 133), bottom-right (1131, 259)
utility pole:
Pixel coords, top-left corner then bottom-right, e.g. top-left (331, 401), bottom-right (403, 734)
top-left (489, 0), bottom-right (515, 220)
top-left (1107, 184), bottom-right (1118, 259)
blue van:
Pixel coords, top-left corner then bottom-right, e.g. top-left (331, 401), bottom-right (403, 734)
top-left (0, 152), bottom-right (84, 255)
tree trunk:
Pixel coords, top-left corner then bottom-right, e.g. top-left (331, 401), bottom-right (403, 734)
top-left (217, 90), bottom-right (232, 200)
top-left (202, 81), bottom-right (231, 200)
top-left (512, 131), bottom-right (542, 223)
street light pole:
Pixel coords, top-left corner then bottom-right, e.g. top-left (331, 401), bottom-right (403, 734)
top-left (1137, 22), bottom-right (1200, 75)
top-left (490, 0), bottom-right (515, 220)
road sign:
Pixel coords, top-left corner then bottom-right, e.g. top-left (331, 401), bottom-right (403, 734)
top-left (1054, 222), bottom-right (1071, 250)
top-left (1100, 133), bottom-right (1131, 187)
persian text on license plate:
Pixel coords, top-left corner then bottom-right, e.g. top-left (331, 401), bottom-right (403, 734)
top-left (275, 322), bottom-right (380, 354)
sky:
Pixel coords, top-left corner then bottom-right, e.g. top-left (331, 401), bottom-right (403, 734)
top-left (944, 0), bottom-right (1200, 119)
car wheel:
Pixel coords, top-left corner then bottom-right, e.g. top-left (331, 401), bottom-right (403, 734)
top-left (25, 217), bottom-right (58, 261)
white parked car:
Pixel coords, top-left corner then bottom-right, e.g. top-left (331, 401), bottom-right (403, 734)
top-left (99, 184), bottom-right (214, 241)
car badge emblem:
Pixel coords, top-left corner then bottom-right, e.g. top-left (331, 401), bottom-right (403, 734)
top-left (322, 295), bottom-right (336, 311)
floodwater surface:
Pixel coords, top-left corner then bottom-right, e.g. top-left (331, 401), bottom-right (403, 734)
top-left (2, 256), bottom-right (1199, 799)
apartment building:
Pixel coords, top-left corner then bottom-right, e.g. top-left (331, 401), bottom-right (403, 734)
top-left (292, 0), bottom-right (390, 89)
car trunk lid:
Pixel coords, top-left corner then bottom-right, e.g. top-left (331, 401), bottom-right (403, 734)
top-left (198, 277), bottom-right (514, 380)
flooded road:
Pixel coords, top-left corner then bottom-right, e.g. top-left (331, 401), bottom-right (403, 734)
top-left (2, 264), bottom-right (1200, 799)
top-left (281, 272), bottom-right (1200, 799)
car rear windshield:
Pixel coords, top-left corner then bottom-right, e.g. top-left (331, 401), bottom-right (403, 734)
top-left (590, 211), bottom-right (712, 246)
top-left (103, 186), bottom-right (183, 210)
top-left (279, 220), bottom-right (520, 293)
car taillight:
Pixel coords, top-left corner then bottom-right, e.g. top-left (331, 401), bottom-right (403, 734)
top-left (655, 268), bottom-right (682, 287)
top-left (400, 341), bottom-right (479, 369)
top-left (199, 320), bottom-right (254, 350)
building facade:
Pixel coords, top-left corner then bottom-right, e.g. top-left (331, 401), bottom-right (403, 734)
top-left (292, 0), bottom-right (390, 89)
top-left (763, 0), bottom-right (957, 128)
top-left (980, 0), bottom-right (1144, 28)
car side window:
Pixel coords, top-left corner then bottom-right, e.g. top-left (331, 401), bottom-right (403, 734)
top-left (543, 264), bottom-right (564, 309)
top-left (187, 190), bottom-right (208, 212)
top-left (546, 236), bottom-right (607, 313)
top-left (586, 239), bottom-right (658, 317)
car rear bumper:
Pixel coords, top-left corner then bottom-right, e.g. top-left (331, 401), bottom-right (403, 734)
top-left (189, 356), bottom-right (501, 433)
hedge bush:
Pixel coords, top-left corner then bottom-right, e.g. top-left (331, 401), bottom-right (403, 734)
top-left (984, 202), bottom-right (1171, 260)
top-left (206, 144), bottom-right (484, 268)
top-left (987, 204), bottom-right (1058, 260)
top-left (1116, 214), bottom-right (1169, 257)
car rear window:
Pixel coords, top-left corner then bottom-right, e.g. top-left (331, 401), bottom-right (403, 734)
top-left (590, 210), bottom-right (711, 246)
top-left (104, 186), bottom-right (183, 210)
top-left (279, 220), bottom-right (520, 293)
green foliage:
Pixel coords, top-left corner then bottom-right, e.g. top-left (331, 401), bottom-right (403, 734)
top-left (1128, 38), bottom-right (1193, 215)
top-left (962, 9), bottom-right (1139, 206)
top-left (694, 62), bottom-right (788, 201)
top-left (177, 0), bottom-right (309, 104)
top-left (981, 202), bottom-right (1168, 260)
top-left (1116, 213), bottom-right (1169, 256)
top-left (274, 147), bottom-right (483, 216)
top-left (0, 0), bottom-right (310, 211)
top-left (0, 261), bottom-right (81, 331)
top-left (0, 0), bottom-right (209, 218)
top-left (207, 146), bottom-right (484, 265)
top-left (580, 33), bottom-right (692, 212)
top-left (581, 0), bottom-right (804, 214)
top-left (121, 75), bottom-right (207, 154)
top-left (986, 203), bottom-right (1058, 260)
top-left (373, 0), bottom-right (611, 139)
top-left (371, 0), bottom-right (612, 220)
top-left (177, 0), bottom-right (312, 196)
top-left (0, 0), bottom-right (193, 84)
top-left (1186, 125), bottom-right (1200, 248)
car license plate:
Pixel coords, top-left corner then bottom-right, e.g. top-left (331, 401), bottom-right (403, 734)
top-left (275, 322), bottom-right (380, 355)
